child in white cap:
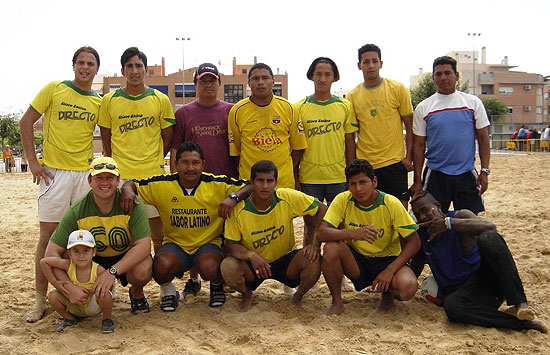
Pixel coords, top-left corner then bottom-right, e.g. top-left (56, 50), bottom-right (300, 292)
top-left (40, 229), bottom-right (115, 333)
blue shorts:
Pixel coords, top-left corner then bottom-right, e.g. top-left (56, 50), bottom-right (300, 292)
top-left (347, 245), bottom-right (402, 291)
top-left (158, 243), bottom-right (223, 278)
top-left (301, 183), bottom-right (347, 206)
top-left (244, 250), bottom-right (301, 291)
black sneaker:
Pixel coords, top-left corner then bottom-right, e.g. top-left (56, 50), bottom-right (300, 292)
top-left (102, 318), bottom-right (115, 333)
top-left (208, 283), bottom-right (226, 308)
top-left (182, 278), bottom-right (201, 299)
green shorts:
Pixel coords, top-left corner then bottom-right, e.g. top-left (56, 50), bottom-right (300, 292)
top-left (52, 290), bottom-right (101, 318)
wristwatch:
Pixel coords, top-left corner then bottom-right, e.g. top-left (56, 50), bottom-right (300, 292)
top-left (480, 168), bottom-right (490, 175)
top-left (109, 266), bottom-right (118, 277)
top-left (229, 192), bottom-right (240, 202)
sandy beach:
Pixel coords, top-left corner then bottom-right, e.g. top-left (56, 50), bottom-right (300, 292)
top-left (1, 153), bottom-right (549, 354)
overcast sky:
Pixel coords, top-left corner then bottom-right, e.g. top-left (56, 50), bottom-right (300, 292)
top-left (1, 0), bottom-right (547, 114)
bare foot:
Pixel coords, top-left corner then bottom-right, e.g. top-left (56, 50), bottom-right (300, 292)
top-left (283, 285), bottom-right (296, 296)
top-left (326, 300), bottom-right (344, 316)
top-left (517, 304), bottom-right (536, 321)
top-left (502, 305), bottom-right (517, 317)
top-left (523, 319), bottom-right (548, 333)
top-left (341, 278), bottom-right (354, 292)
top-left (25, 309), bottom-right (46, 323)
top-left (291, 294), bottom-right (306, 312)
top-left (378, 293), bottom-right (395, 312)
top-left (239, 290), bottom-right (254, 312)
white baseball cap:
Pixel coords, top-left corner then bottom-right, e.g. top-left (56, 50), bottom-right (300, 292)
top-left (67, 230), bottom-right (96, 249)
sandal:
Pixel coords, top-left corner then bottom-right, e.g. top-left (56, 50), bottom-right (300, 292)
top-left (129, 288), bottom-right (150, 315)
top-left (160, 292), bottom-right (180, 312)
top-left (56, 318), bottom-right (77, 333)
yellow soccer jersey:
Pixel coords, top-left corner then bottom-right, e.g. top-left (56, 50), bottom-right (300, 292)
top-left (228, 96), bottom-right (307, 188)
top-left (99, 88), bottom-right (175, 180)
top-left (225, 188), bottom-right (319, 263)
top-left (30, 80), bottom-right (101, 171)
top-left (135, 173), bottom-right (247, 254)
top-left (295, 96), bottom-right (358, 184)
top-left (323, 190), bottom-right (418, 257)
top-left (347, 78), bottom-right (413, 169)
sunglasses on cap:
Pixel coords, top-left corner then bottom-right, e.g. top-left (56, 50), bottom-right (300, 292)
top-left (93, 163), bottom-right (117, 170)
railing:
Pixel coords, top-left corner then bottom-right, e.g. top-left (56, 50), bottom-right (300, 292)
top-left (491, 138), bottom-right (549, 152)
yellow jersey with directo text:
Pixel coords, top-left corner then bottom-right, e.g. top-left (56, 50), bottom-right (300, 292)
top-left (30, 80), bottom-right (101, 171)
top-left (295, 95), bottom-right (358, 184)
top-left (323, 190), bottom-right (418, 257)
top-left (225, 188), bottom-right (319, 263)
top-left (99, 88), bottom-right (175, 180)
top-left (135, 172), bottom-right (247, 254)
top-left (228, 96), bottom-right (307, 188)
top-left (347, 78), bottom-right (413, 169)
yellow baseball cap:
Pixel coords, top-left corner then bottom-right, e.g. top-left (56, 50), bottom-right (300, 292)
top-left (89, 156), bottom-right (120, 176)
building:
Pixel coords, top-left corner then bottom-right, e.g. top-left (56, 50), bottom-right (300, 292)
top-left (410, 47), bottom-right (547, 126)
top-left (102, 56), bottom-right (288, 109)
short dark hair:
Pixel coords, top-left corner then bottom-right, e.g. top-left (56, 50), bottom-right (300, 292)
top-left (306, 57), bottom-right (340, 81)
top-left (248, 63), bottom-right (274, 80)
top-left (410, 190), bottom-right (438, 206)
top-left (121, 47), bottom-right (147, 69)
top-left (73, 46), bottom-right (100, 69)
top-left (432, 56), bottom-right (457, 74)
top-left (176, 141), bottom-right (204, 161)
top-left (345, 159), bottom-right (375, 182)
top-left (358, 44), bottom-right (381, 63)
top-left (250, 160), bottom-right (278, 180)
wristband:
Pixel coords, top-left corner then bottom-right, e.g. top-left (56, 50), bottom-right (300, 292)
top-left (444, 217), bottom-right (452, 230)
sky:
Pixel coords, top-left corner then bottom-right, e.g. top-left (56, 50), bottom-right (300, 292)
top-left (1, 0), bottom-right (548, 114)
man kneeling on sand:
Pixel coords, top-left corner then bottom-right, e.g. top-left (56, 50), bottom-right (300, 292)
top-left (411, 191), bottom-right (547, 333)
top-left (318, 159), bottom-right (420, 315)
top-left (221, 160), bottom-right (327, 311)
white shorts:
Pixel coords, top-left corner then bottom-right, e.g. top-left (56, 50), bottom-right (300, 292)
top-left (119, 179), bottom-right (160, 218)
top-left (38, 166), bottom-right (90, 222)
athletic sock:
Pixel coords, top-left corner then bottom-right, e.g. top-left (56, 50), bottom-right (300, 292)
top-left (160, 282), bottom-right (176, 298)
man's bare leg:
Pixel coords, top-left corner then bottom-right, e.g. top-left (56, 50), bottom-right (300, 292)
top-left (26, 221), bottom-right (58, 322)
top-left (220, 257), bottom-right (254, 311)
top-left (378, 265), bottom-right (417, 312)
top-left (148, 216), bottom-right (163, 254)
top-left (322, 244), bottom-right (347, 316)
top-left (290, 257), bottom-right (321, 311)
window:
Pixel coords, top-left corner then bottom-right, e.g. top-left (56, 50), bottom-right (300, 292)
top-left (224, 84), bottom-right (243, 103)
top-left (273, 84), bottom-right (283, 96)
top-left (242, 69), bottom-right (247, 74)
top-left (508, 107), bottom-right (513, 114)
top-left (481, 85), bottom-right (494, 95)
top-left (536, 106), bottom-right (542, 114)
top-left (498, 87), bottom-right (513, 95)
top-left (150, 85), bottom-right (168, 95)
top-left (175, 84), bottom-right (195, 98)
top-left (109, 84), bottom-right (120, 92)
top-left (149, 69), bottom-right (154, 75)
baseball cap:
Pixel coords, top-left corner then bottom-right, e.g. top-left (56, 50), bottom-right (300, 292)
top-left (89, 156), bottom-right (120, 176)
top-left (67, 229), bottom-right (96, 249)
top-left (194, 63), bottom-right (220, 80)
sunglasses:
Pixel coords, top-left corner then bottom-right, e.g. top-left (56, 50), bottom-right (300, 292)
top-left (93, 163), bottom-right (117, 170)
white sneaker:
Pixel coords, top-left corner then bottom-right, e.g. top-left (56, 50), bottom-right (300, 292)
top-left (283, 284), bottom-right (296, 296)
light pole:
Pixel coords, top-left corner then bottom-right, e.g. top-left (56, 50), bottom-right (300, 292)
top-left (467, 33), bottom-right (481, 95)
top-left (176, 37), bottom-right (191, 104)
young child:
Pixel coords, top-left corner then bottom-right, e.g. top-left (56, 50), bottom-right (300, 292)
top-left (40, 229), bottom-right (115, 333)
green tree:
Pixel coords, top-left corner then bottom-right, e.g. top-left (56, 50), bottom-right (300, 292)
top-left (482, 98), bottom-right (509, 123)
top-left (34, 132), bottom-right (44, 148)
top-left (410, 73), bottom-right (469, 108)
top-left (0, 112), bottom-right (21, 150)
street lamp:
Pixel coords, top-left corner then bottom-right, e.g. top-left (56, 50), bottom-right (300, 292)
top-left (467, 33), bottom-right (481, 96)
top-left (176, 37), bottom-right (191, 104)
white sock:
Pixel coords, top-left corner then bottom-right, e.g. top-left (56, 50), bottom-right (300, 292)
top-left (160, 282), bottom-right (176, 298)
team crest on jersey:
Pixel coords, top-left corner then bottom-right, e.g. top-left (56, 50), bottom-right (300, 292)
top-left (272, 116), bottom-right (281, 125)
top-left (171, 197), bottom-right (179, 202)
top-left (370, 109), bottom-right (377, 117)
top-left (228, 131), bottom-right (235, 144)
top-left (297, 120), bottom-right (304, 134)
top-left (252, 127), bottom-right (283, 152)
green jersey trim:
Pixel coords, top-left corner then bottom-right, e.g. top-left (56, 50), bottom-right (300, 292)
top-left (62, 80), bottom-right (101, 97)
top-left (351, 190), bottom-right (385, 212)
top-left (304, 198), bottom-right (320, 212)
top-left (243, 190), bottom-right (281, 215)
top-left (362, 78), bottom-right (384, 90)
top-left (113, 88), bottom-right (156, 101)
top-left (305, 95), bottom-right (343, 106)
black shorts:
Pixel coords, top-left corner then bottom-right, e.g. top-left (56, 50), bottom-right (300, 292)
top-left (244, 250), bottom-right (301, 291)
top-left (374, 162), bottom-right (409, 202)
top-left (347, 245), bottom-right (403, 291)
top-left (422, 168), bottom-right (484, 214)
top-left (92, 253), bottom-right (149, 287)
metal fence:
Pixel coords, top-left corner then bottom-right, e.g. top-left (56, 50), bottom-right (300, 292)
top-left (491, 138), bottom-right (549, 152)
